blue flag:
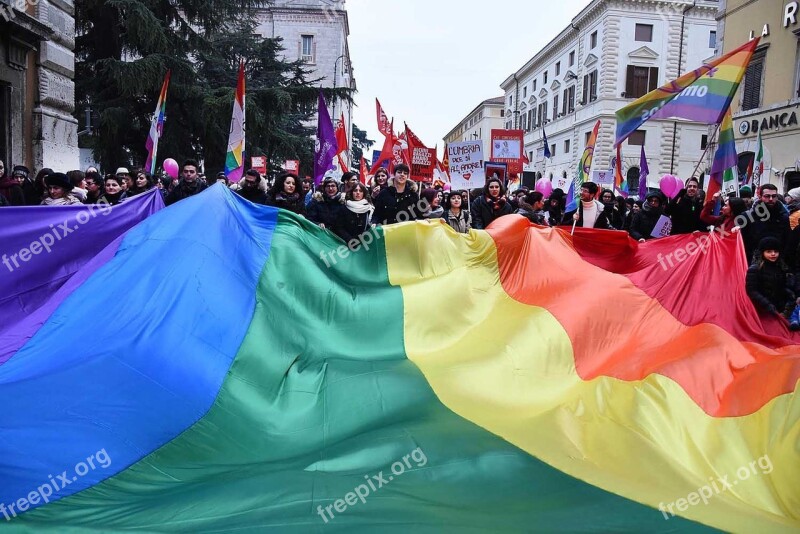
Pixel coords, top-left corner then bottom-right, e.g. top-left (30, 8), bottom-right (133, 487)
top-left (543, 128), bottom-right (551, 159)
top-left (639, 145), bottom-right (649, 200)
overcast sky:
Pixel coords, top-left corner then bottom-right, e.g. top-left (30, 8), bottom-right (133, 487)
top-left (347, 0), bottom-right (592, 154)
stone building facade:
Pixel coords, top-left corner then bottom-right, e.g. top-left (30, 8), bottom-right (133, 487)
top-left (718, 0), bottom-right (800, 191)
top-left (443, 96), bottom-right (507, 160)
top-left (255, 0), bottom-right (356, 160)
top-left (501, 0), bottom-right (719, 194)
top-left (0, 0), bottom-right (78, 173)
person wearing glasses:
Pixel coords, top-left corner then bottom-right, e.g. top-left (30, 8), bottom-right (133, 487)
top-left (744, 184), bottom-right (790, 263)
top-left (371, 164), bottom-right (421, 226)
top-left (308, 176), bottom-right (345, 230)
top-left (665, 177), bottom-right (704, 234)
top-left (83, 171), bottom-right (104, 204)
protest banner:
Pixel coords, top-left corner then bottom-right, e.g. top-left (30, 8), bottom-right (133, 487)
top-left (410, 147), bottom-right (436, 182)
top-left (490, 130), bottom-right (524, 174)
top-left (448, 141), bottom-right (485, 190)
top-left (651, 215), bottom-right (673, 238)
top-left (251, 157), bottom-right (268, 175)
top-left (282, 159), bottom-right (299, 173)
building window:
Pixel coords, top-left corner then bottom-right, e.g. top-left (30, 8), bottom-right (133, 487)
top-left (564, 139), bottom-right (570, 153)
top-left (521, 114), bottom-right (527, 131)
top-left (585, 131), bottom-right (592, 146)
top-left (567, 85), bottom-right (575, 112)
top-left (533, 79), bottom-right (537, 91)
top-left (635, 24), bottom-right (653, 42)
top-left (625, 66), bottom-right (659, 98)
top-left (569, 51), bottom-right (575, 67)
top-left (301, 35), bottom-right (315, 62)
top-left (627, 167), bottom-right (640, 193)
top-left (551, 144), bottom-right (557, 157)
top-left (553, 95), bottom-right (559, 120)
top-left (701, 134), bottom-right (708, 150)
top-left (583, 70), bottom-right (598, 103)
top-left (501, 109), bottom-right (505, 117)
top-left (528, 110), bottom-right (533, 130)
top-left (590, 31), bottom-right (598, 49)
top-left (509, 95), bottom-right (513, 106)
top-left (506, 120), bottom-right (512, 129)
top-left (544, 70), bottom-right (548, 84)
top-left (523, 86), bottom-right (527, 98)
top-left (529, 151), bottom-right (534, 162)
top-left (555, 62), bottom-right (561, 76)
top-left (628, 130), bottom-right (646, 146)
top-left (742, 48), bottom-right (766, 111)
top-left (709, 30), bottom-right (717, 49)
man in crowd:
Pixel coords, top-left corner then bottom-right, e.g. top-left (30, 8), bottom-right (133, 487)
top-left (630, 191), bottom-right (666, 242)
top-left (562, 182), bottom-right (612, 229)
top-left (165, 159), bottom-right (207, 206)
top-left (235, 170), bottom-right (267, 204)
top-left (744, 183), bottom-right (790, 261)
top-left (665, 177), bottom-right (703, 234)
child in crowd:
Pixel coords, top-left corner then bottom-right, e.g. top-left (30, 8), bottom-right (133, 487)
top-left (746, 237), bottom-right (800, 330)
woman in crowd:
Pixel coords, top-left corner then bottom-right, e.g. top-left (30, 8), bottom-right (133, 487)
top-left (470, 177), bottom-right (514, 230)
top-left (265, 173), bottom-right (305, 215)
top-left (308, 177), bottom-right (345, 229)
top-left (97, 175), bottom-right (127, 206)
top-left (624, 200), bottom-right (641, 231)
top-left (441, 189), bottom-right (471, 233)
top-left (66, 170), bottom-right (88, 202)
top-left (629, 191), bottom-right (665, 242)
top-left (83, 172), bottom-right (104, 204)
top-left (370, 168), bottom-right (390, 200)
top-left (746, 236), bottom-right (798, 329)
top-left (420, 188), bottom-right (444, 219)
top-left (334, 182), bottom-right (373, 245)
top-left (128, 171), bottom-right (155, 197)
top-left (600, 189), bottom-right (624, 230)
top-left (0, 160), bottom-right (26, 206)
top-left (547, 188), bottom-right (565, 227)
top-left (517, 191), bottom-right (547, 225)
top-left (700, 191), bottom-right (748, 233)
top-left (41, 173), bottom-right (83, 205)
top-left (29, 168), bottom-right (53, 205)
top-left (372, 165), bottom-right (420, 226)
top-left (341, 172), bottom-right (359, 193)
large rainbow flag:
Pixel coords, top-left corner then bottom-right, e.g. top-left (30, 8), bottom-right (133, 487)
top-left (1, 186), bottom-right (798, 532)
top-left (144, 70), bottom-right (171, 175)
top-left (615, 38), bottom-right (760, 145)
top-left (224, 61), bottom-right (246, 183)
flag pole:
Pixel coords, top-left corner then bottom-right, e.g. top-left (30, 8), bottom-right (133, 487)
top-left (690, 123), bottom-right (722, 182)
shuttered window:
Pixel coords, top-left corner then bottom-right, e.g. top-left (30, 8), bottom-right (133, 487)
top-left (625, 66), bottom-right (659, 98)
top-left (553, 95), bottom-right (559, 120)
top-left (635, 24), bottom-right (653, 42)
top-left (742, 49), bottom-right (766, 111)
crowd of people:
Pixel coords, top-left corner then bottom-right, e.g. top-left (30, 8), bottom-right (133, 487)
top-left (2, 156), bottom-right (799, 329)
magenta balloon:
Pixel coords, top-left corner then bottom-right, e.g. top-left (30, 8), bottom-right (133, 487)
top-left (163, 158), bottom-right (179, 179)
top-left (535, 179), bottom-right (553, 197)
top-left (673, 175), bottom-right (685, 196)
top-left (659, 175), bottom-right (677, 198)
top-left (443, 183), bottom-right (451, 192)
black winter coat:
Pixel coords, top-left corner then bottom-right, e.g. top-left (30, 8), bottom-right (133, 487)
top-left (629, 207), bottom-right (664, 240)
top-left (165, 180), bottom-right (207, 206)
top-left (236, 186), bottom-right (267, 205)
top-left (265, 192), bottom-right (305, 215)
top-left (470, 195), bottom-right (514, 230)
top-left (308, 192), bottom-right (346, 229)
top-left (371, 186), bottom-right (420, 226)
top-left (561, 201), bottom-right (613, 229)
top-left (665, 193), bottom-right (703, 234)
top-left (334, 207), bottom-right (372, 244)
top-left (746, 261), bottom-right (795, 314)
top-left (744, 203), bottom-right (791, 262)
top-left (0, 179), bottom-right (26, 206)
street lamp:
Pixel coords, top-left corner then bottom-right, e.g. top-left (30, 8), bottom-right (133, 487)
top-left (332, 54), bottom-right (345, 118)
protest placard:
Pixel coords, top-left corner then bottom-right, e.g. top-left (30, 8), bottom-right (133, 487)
top-left (448, 142), bottom-right (485, 190)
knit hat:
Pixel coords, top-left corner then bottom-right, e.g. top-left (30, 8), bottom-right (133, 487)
top-left (12, 165), bottom-right (29, 178)
top-left (115, 167), bottom-right (130, 176)
top-left (45, 172), bottom-right (73, 191)
top-left (757, 236), bottom-right (782, 253)
top-left (787, 188), bottom-right (800, 202)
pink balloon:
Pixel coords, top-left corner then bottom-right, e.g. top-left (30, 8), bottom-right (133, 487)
top-left (443, 183), bottom-right (452, 192)
top-left (674, 175), bottom-right (686, 195)
top-left (163, 158), bottom-right (179, 179)
top-left (659, 174), bottom-right (679, 199)
top-left (535, 178), bottom-right (553, 198)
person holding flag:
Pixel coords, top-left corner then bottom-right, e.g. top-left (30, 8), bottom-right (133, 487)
top-left (562, 182), bottom-right (613, 229)
top-left (665, 177), bottom-right (704, 235)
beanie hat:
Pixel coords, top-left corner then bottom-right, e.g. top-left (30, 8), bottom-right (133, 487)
top-left (12, 165), bottom-right (29, 178)
top-left (787, 188), bottom-right (800, 202)
top-left (757, 236), bottom-right (782, 253)
top-left (45, 172), bottom-right (73, 191)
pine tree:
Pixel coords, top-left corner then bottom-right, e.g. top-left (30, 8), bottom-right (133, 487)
top-left (76, 1), bottom-right (352, 174)
top-left (350, 124), bottom-right (375, 164)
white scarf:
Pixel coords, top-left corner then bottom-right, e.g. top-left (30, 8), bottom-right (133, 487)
top-left (346, 199), bottom-right (373, 215)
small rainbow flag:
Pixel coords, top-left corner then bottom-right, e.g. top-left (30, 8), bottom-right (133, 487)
top-left (144, 70), bottom-right (171, 175)
top-left (709, 108), bottom-right (738, 200)
top-left (615, 38), bottom-right (760, 146)
top-left (224, 61), bottom-right (246, 183)
top-left (566, 120), bottom-right (600, 212)
top-left (614, 144), bottom-right (628, 198)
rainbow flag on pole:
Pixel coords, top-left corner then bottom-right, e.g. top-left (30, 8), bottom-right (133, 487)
top-left (566, 120), bottom-right (601, 212)
top-left (144, 70), bottom-right (171, 175)
top-left (615, 38), bottom-right (760, 145)
top-left (709, 108), bottom-right (738, 199)
top-left (1, 186), bottom-right (798, 532)
top-left (614, 144), bottom-right (628, 198)
top-left (224, 61), bottom-right (246, 183)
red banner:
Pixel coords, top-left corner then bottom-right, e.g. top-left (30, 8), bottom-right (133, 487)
top-left (251, 156), bottom-right (268, 175)
top-left (490, 129), bottom-right (524, 175)
top-left (376, 99), bottom-right (392, 138)
top-left (282, 159), bottom-right (299, 173)
top-left (405, 123), bottom-right (434, 182)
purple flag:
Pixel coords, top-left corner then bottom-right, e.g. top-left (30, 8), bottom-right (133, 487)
top-left (314, 91), bottom-right (338, 186)
top-left (639, 145), bottom-right (649, 200)
top-left (0, 190), bottom-right (164, 341)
